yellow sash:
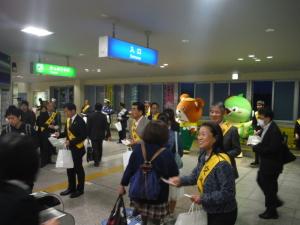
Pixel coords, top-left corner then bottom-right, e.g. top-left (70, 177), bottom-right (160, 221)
top-left (297, 119), bottom-right (300, 126)
top-left (152, 113), bottom-right (160, 121)
top-left (81, 105), bottom-right (90, 113)
top-left (66, 118), bottom-right (84, 149)
top-left (255, 111), bottom-right (259, 120)
top-left (197, 153), bottom-right (231, 194)
top-left (220, 121), bottom-right (232, 136)
top-left (41, 112), bottom-right (57, 132)
top-left (131, 121), bottom-right (141, 142)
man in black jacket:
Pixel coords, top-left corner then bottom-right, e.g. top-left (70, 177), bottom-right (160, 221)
top-left (87, 103), bottom-right (108, 167)
top-left (253, 108), bottom-right (284, 219)
top-left (20, 100), bottom-right (36, 127)
top-left (58, 103), bottom-right (87, 198)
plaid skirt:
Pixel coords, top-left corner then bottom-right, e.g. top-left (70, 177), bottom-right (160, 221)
top-left (133, 201), bottom-right (169, 220)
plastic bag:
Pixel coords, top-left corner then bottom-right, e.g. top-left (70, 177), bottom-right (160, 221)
top-left (123, 150), bottom-right (132, 171)
top-left (115, 122), bottom-right (123, 132)
top-left (56, 149), bottom-right (74, 169)
top-left (175, 203), bottom-right (207, 225)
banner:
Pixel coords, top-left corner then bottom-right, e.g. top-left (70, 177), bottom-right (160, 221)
top-left (105, 84), bottom-right (114, 106)
top-left (163, 83), bottom-right (175, 109)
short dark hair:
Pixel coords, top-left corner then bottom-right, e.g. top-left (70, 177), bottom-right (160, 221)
top-left (21, 100), bottom-right (29, 106)
top-left (5, 105), bottom-right (22, 118)
top-left (95, 103), bottom-right (103, 111)
top-left (210, 102), bottom-right (225, 113)
top-left (163, 108), bottom-right (176, 122)
top-left (120, 102), bottom-right (126, 108)
top-left (258, 107), bottom-right (274, 120)
top-left (142, 120), bottom-right (169, 146)
top-left (151, 102), bottom-right (159, 108)
top-left (157, 113), bottom-right (170, 125)
top-left (132, 102), bottom-right (145, 115)
top-left (0, 133), bottom-right (39, 183)
top-left (63, 103), bottom-right (76, 111)
top-left (200, 121), bottom-right (224, 153)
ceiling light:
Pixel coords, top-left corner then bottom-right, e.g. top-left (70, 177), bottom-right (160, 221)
top-left (84, 68), bottom-right (89, 72)
top-left (163, 63), bottom-right (169, 66)
top-left (182, 40), bottom-right (190, 43)
top-left (265, 28), bottom-right (275, 32)
top-left (237, 58), bottom-right (244, 61)
top-left (232, 73), bottom-right (239, 80)
top-left (101, 14), bottom-right (108, 18)
top-left (97, 69), bottom-right (101, 72)
top-left (16, 75), bottom-right (24, 79)
top-left (160, 65), bottom-right (165, 68)
top-left (248, 54), bottom-right (255, 58)
top-left (79, 53), bottom-right (85, 56)
top-left (255, 59), bottom-right (261, 62)
top-left (21, 26), bottom-right (53, 37)
top-left (266, 56), bottom-right (273, 59)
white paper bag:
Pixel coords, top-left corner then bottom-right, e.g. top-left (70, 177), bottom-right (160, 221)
top-left (56, 149), bottom-right (74, 169)
top-left (48, 137), bottom-right (66, 149)
top-left (122, 150), bottom-right (132, 170)
top-left (175, 203), bottom-right (207, 225)
top-left (114, 122), bottom-right (122, 132)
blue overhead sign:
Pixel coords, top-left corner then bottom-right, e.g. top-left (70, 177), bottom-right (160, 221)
top-left (99, 36), bottom-right (158, 66)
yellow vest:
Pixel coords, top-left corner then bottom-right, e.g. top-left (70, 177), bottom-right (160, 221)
top-left (220, 121), bottom-right (232, 136)
top-left (131, 121), bottom-right (141, 142)
top-left (197, 153), bottom-right (231, 194)
top-left (41, 112), bottom-right (57, 132)
top-left (66, 118), bottom-right (84, 149)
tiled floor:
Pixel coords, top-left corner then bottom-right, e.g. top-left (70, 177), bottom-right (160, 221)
top-left (34, 139), bottom-right (300, 225)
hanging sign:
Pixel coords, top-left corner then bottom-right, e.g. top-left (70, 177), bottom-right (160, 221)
top-left (32, 63), bottom-right (76, 77)
top-left (99, 36), bottom-right (159, 66)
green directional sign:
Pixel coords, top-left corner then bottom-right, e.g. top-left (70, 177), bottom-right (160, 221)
top-left (32, 63), bottom-right (76, 77)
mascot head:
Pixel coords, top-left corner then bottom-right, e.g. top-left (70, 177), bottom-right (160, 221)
top-left (176, 94), bottom-right (205, 123)
top-left (224, 94), bottom-right (252, 123)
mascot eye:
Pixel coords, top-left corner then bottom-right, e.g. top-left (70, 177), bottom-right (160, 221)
top-left (182, 107), bottom-right (186, 111)
top-left (232, 107), bottom-right (238, 112)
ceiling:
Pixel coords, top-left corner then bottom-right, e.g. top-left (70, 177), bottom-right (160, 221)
top-left (0, 0), bottom-right (300, 82)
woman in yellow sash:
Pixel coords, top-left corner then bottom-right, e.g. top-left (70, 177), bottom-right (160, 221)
top-left (169, 122), bottom-right (237, 225)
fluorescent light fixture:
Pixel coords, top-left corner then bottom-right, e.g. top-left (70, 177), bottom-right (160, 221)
top-left (248, 54), bottom-right (255, 58)
top-left (21, 26), bottom-right (53, 37)
top-left (266, 56), bottom-right (273, 59)
top-left (79, 53), bottom-right (85, 56)
top-left (160, 65), bottom-right (165, 68)
top-left (237, 58), bottom-right (244, 61)
top-left (163, 63), bottom-right (169, 66)
top-left (255, 59), bottom-right (261, 62)
top-left (97, 68), bottom-right (101, 72)
top-left (265, 28), bottom-right (275, 32)
top-left (232, 73), bottom-right (239, 80)
top-left (16, 75), bottom-right (24, 79)
top-left (84, 68), bottom-right (89, 72)
top-left (182, 39), bottom-right (190, 43)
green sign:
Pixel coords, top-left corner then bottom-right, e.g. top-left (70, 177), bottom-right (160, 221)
top-left (32, 63), bottom-right (76, 77)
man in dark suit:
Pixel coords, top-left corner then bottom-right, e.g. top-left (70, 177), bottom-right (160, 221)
top-left (58, 103), bottom-right (87, 198)
top-left (87, 103), bottom-right (108, 167)
top-left (20, 100), bottom-right (36, 127)
top-left (38, 101), bottom-right (61, 167)
top-left (210, 102), bottom-right (241, 179)
top-left (253, 108), bottom-right (284, 219)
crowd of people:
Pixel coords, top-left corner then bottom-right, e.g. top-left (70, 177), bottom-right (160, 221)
top-left (0, 97), bottom-right (298, 225)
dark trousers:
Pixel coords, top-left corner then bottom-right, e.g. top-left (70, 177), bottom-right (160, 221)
top-left (254, 152), bottom-right (259, 163)
top-left (91, 140), bottom-right (103, 163)
top-left (39, 132), bottom-right (54, 167)
top-left (105, 124), bottom-right (111, 139)
top-left (207, 208), bottom-right (237, 225)
top-left (118, 125), bottom-right (127, 142)
top-left (67, 148), bottom-right (85, 192)
top-left (257, 171), bottom-right (280, 209)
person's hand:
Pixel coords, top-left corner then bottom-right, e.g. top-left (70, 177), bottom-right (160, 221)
top-left (54, 132), bottom-right (60, 138)
top-left (191, 195), bottom-right (201, 205)
top-left (65, 140), bottom-right (70, 147)
top-left (168, 176), bottom-right (181, 187)
top-left (296, 134), bottom-right (299, 140)
top-left (43, 218), bottom-right (59, 225)
top-left (254, 129), bottom-right (261, 136)
top-left (49, 125), bottom-right (55, 129)
top-left (118, 185), bottom-right (126, 195)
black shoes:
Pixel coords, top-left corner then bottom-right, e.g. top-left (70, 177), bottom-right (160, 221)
top-left (94, 162), bottom-right (100, 167)
top-left (70, 191), bottom-right (84, 198)
top-left (250, 161), bottom-right (259, 167)
top-left (276, 199), bottom-right (284, 208)
top-left (60, 189), bottom-right (75, 196)
top-left (259, 209), bottom-right (279, 219)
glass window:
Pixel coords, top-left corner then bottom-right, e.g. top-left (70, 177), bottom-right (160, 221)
top-left (84, 86), bottom-right (96, 111)
top-left (95, 86), bottom-right (105, 104)
top-left (150, 84), bottom-right (163, 110)
top-left (195, 83), bottom-right (211, 116)
top-left (230, 83), bottom-right (247, 97)
top-left (273, 82), bottom-right (295, 121)
top-left (179, 83), bottom-right (194, 97)
top-left (252, 81), bottom-right (273, 108)
top-left (138, 85), bottom-right (150, 103)
top-left (213, 83), bottom-right (229, 103)
top-left (124, 85), bottom-right (131, 110)
top-left (298, 82), bottom-right (300, 118)
top-left (50, 86), bottom-right (74, 109)
top-left (113, 85), bottom-right (122, 111)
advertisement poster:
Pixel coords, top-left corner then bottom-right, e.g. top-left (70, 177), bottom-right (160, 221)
top-left (105, 84), bottom-right (114, 105)
top-left (163, 83), bottom-right (175, 109)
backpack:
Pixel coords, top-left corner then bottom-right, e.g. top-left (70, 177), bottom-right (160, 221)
top-left (129, 142), bottom-right (165, 201)
top-left (5, 123), bottom-right (32, 136)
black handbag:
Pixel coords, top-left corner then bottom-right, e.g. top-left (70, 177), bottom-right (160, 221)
top-left (106, 195), bottom-right (127, 225)
top-left (86, 140), bottom-right (93, 162)
top-left (282, 144), bottom-right (296, 164)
